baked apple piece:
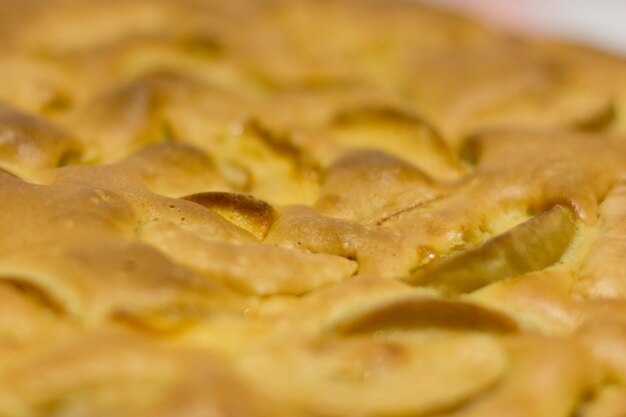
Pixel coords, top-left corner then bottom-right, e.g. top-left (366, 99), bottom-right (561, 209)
top-left (407, 205), bottom-right (576, 294)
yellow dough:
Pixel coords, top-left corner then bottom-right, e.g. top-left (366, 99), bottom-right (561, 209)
top-left (0, 0), bottom-right (626, 416)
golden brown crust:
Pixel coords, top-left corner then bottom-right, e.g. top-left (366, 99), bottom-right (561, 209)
top-left (1, 0), bottom-right (626, 416)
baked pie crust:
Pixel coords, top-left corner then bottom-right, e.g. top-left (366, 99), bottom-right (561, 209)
top-left (1, 0), bottom-right (626, 416)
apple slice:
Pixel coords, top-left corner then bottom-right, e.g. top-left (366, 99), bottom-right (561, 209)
top-left (329, 107), bottom-right (464, 180)
top-left (183, 192), bottom-right (278, 240)
top-left (407, 205), bottom-right (576, 295)
top-left (326, 294), bottom-right (518, 335)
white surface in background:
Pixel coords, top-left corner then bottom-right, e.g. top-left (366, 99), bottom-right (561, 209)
top-left (420, 0), bottom-right (626, 55)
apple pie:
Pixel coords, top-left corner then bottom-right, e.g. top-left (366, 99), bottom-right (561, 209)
top-left (1, 0), bottom-right (626, 416)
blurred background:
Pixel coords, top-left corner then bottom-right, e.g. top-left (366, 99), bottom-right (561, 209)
top-left (420, 0), bottom-right (626, 55)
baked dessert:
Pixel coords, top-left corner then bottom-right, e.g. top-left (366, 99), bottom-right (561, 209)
top-left (1, 0), bottom-right (626, 415)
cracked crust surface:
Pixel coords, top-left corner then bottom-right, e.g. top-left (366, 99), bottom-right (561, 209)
top-left (1, 0), bottom-right (626, 416)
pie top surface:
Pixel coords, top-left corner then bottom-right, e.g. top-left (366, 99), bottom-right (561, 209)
top-left (2, 0), bottom-right (626, 416)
